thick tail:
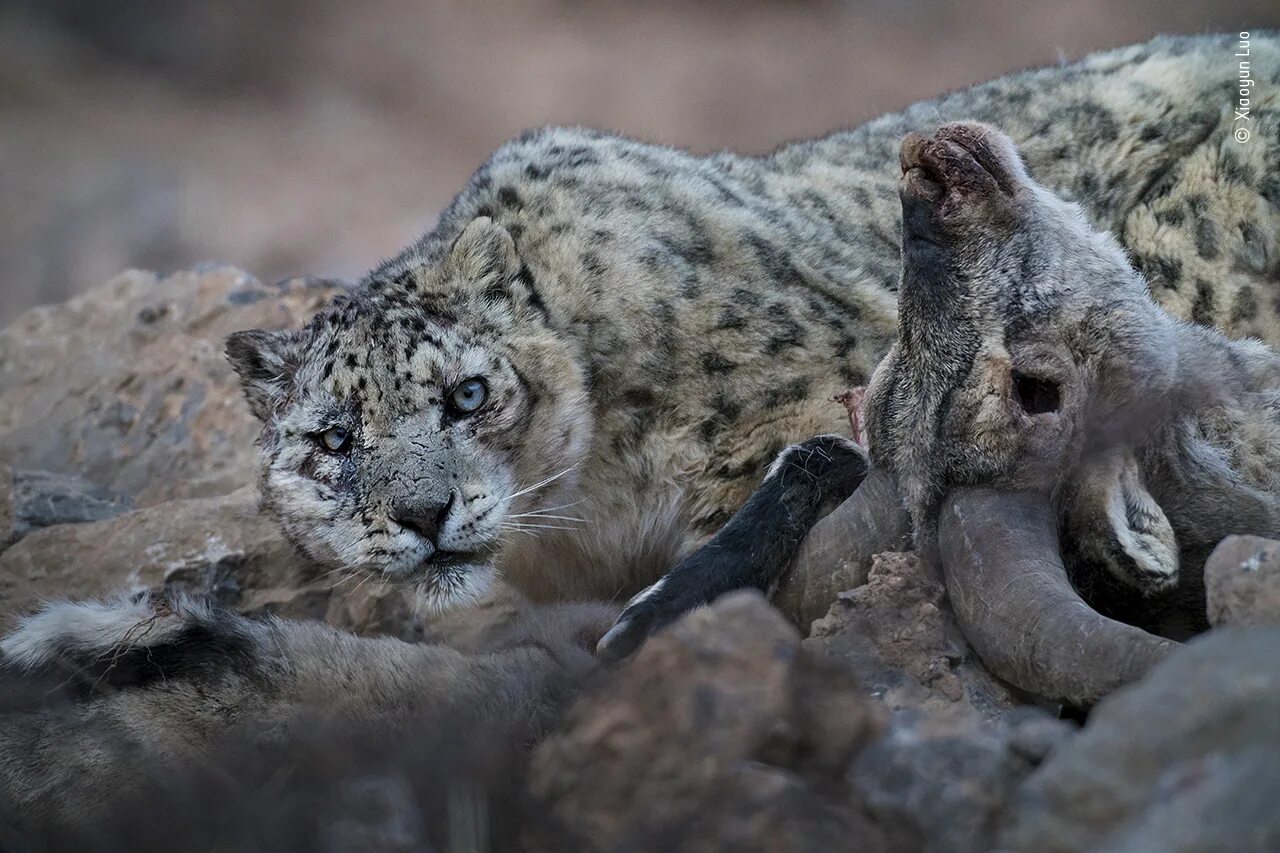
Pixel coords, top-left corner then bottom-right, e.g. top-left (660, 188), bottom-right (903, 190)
top-left (0, 591), bottom-right (264, 693)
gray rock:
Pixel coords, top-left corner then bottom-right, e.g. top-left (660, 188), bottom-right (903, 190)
top-left (0, 487), bottom-right (306, 626)
top-left (1204, 535), bottom-right (1280, 627)
top-left (528, 592), bottom-right (897, 852)
top-left (0, 267), bottom-right (342, 508)
top-left (9, 469), bottom-right (134, 544)
top-left (1001, 627), bottom-right (1280, 852)
top-left (852, 709), bottom-right (1073, 853)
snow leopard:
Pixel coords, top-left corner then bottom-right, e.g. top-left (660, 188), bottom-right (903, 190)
top-left (225, 33), bottom-right (1280, 617)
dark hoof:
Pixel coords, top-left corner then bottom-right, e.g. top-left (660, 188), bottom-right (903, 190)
top-left (596, 582), bottom-right (687, 664)
top-left (900, 121), bottom-right (1023, 205)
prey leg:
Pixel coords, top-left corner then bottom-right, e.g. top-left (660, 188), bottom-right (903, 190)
top-left (597, 433), bottom-right (868, 662)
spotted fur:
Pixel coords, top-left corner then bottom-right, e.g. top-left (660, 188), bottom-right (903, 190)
top-left (227, 34), bottom-right (1280, 610)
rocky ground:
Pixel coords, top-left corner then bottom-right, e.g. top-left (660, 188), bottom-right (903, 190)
top-left (2, 268), bottom-right (1279, 851)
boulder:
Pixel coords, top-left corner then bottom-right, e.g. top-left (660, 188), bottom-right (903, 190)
top-left (804, 551), bottom-right (1020, 723)
top-left (0, 487), bottom-right (303, 626)
top-left (1001, 627), bottom-right (1280, 852)
top-left (852, 709), bottom-right (1072, 853)
top-left (8, 469), bottom-right (134, 545)
top-left (1204, 535), bottom-right (1280, 628)
top-left (528, 592), bottom-right (897, 852)
top-left (0, 266), bottom-right (341, 509)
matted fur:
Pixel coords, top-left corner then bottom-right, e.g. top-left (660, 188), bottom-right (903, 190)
top-left (0, 592), bottom-right (616, 839)
top-left (865, 120), bottom-right (1280, 631)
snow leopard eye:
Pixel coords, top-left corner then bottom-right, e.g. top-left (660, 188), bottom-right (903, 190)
top-left (448, 377), bottom-right (488, 415)
top-left (317, 426), bottom-right (352, 454)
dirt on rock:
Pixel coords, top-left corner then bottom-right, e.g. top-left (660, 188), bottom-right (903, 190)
top-left (805, 550), bottom-right (1020, 723)
top-left (529, 591), bottom-right (898, 852)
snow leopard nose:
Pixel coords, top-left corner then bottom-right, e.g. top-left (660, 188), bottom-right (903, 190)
top-left (392, 492), bottom-right (456, 546)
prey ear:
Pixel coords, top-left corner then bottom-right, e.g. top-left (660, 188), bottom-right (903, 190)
top-left (225, 329), bottom-right (303, 420)
top-left (447, 217), bottom-right (521, 285)
top-left (1068, 449), bottom-right (1179, 594)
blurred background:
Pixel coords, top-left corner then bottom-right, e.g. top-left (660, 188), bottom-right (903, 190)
top-left (1, 0), bottom-right (1276, 326)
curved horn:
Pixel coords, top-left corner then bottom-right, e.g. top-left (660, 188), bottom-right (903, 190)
top-left (938, 487), bottom-right (1177, 705)
top-left (774, 468), bottom-right (912, 625)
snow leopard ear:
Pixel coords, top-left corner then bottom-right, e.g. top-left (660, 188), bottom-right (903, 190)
top-left (447, 217), bottom-right (521, 285)
top-left (225, 329), bottom-right (303, 420)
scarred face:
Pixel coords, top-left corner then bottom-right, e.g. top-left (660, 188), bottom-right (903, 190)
top-left (227, 218), bottom-right (591, 611)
